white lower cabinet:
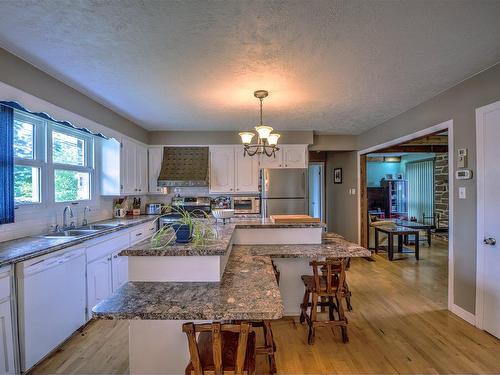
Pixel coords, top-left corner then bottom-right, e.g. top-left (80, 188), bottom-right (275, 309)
top-left (0, 268), bottom-right (15, 375)
top-left (112, 250), bottom-right (128, 292)
top-left (86, 255), bottom-right (113, 316)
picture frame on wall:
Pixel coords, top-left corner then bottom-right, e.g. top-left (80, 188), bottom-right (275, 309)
top-left (334, 168), bottom-right (342, 184)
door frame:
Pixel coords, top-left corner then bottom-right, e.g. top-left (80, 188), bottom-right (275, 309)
top-left (308, 162), bottom-right (325, 223)
top-left (356, 119), bottom-right (455, 312)
top-left (475, 100), bottom-right (500, 329)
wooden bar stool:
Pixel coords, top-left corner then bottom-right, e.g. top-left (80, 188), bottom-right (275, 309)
top-left (320, 258), bottom-right (353, 311)
top-left (232, 320), bottom-right (276, 374)
top-left (300, 258), bottom-right (349, 344)
top-left (182, 322), bottom-right (256, 375)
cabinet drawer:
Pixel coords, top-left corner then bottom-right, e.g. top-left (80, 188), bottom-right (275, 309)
top-left (130, 221), bottom-right (157, 244)
top-left (87, 233), bottom-right (130, 263)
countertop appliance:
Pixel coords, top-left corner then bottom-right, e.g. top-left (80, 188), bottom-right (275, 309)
top-left (233, 196), bottom-right (260, 214)
top-left (157, 147), bottom-right (209, 187)
top-left (159, 197), bottom-right (211, 226)
top-left (16, 247), bottom-right (86, 372)
top-left (260, 168), bottom-right (308, 218)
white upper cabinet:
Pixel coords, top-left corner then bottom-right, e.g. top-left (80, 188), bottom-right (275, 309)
top-left (121, 139), bottom-right (148, 195)
top-left (235, 148), bottom-right (259, 193)
top-left (259, 149), bottom-right (283, 169)
top-left (282, 145), bottom-right (308, 168)
top-left (209, 146), bottom-right (235, 193)
top-left (148, 147), bottom-right (163, 194)
top-left (136, 144), bottom-right (148, 194)
top-left (260, 145), bottom-right (308, 169)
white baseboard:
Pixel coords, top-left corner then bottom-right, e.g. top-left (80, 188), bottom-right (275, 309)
top-left (451, 303), bottom-right (476, 325)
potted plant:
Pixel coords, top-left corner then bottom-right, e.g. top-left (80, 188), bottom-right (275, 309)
top-left (151, 207), bottom-right (215, 246)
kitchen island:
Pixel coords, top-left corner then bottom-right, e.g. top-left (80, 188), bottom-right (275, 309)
top-left (93, 218), bottom-right (370, 374)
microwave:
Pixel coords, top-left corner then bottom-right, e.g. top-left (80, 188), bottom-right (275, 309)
top-left (233, 196), bottom-right (260, 214)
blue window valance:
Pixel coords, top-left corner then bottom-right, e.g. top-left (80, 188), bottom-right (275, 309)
top-left (0, 104), bottom-right (14, 224)
top-left (0, 101), bottom-right (108, 139)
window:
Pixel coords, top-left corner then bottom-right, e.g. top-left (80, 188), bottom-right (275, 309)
top-left (13, 114), bottom-right (42, 204)
top-left (12, 110), bottom-right (95, 205)
top-left (51, 125), bottom-right (94, 203)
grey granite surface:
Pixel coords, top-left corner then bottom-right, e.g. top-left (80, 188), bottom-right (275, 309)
top-left (120, 218), bottom-right (324, 257)
top-left (93, 246), bottom-right (283, 320)
top-left (93, 236), bottom-right (369, 320)
top-left (120, 222), bottom-right (235, 257)
top-left (246, 239), bottom-right (371, 259)
top-left (0, 215), bottom-right (158, 267)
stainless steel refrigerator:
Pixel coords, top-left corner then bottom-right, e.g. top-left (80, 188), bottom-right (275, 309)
top-left (260, 168), bottom-right (308, 218)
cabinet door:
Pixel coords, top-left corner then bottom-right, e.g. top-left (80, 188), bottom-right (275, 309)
top-left (111, 251), bottom-right (128, 292)
top-left (283, 145), bottom-right (308, 168)
top-left (235, 148), bottom-right (259, 193)
top-left (148, 148), bottom-right (163, 194)
top-left (209, 146), bottom-right (235, 193)
top-left (121, 138), bottom-right (137, 194)
top-left (259, 149), bottom-right (283, 169)
top-left (87, 256), bottom-right (112, 312)
top-left (136, 144), bottom-right (148, 194)
top-left (0, 301), bottom-right (15, 375)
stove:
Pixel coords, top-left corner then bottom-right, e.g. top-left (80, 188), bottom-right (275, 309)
top-left (159, 197), bottom-right (211, 226)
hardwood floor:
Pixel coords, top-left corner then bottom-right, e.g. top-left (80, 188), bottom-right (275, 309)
top-left (30, 239), bottom-right (500, 375)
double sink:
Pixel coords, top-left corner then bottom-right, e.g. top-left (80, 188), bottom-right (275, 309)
top-left (42, 223), bottom-right (124, 238)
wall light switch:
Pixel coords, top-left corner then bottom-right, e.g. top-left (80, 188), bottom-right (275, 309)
top-left (348, 188), bottom-right (356, 195)
top-left (459, 187), bottom-right (466, 199)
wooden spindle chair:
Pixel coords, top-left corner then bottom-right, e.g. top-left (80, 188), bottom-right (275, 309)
top-left (299, 258), bottom-right (349, 344)
top-left (182, 322), bottom-right (256, 375)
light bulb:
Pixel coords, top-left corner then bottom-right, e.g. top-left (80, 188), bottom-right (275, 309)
top-left (239, 132), bottom-right (255, 144)
top-left (255, 125), bottom-right (273, 139)
top-left (267, 133), bottom-right (280, 146)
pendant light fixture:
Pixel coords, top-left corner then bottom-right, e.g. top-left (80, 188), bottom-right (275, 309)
top-left (239, 90), bottom-right (280, 157)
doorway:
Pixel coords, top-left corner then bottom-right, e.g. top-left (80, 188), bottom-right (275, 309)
top-left (308, 162), bottom-right (325, 222)
top-left (357, 120), bottom-right (454, 311)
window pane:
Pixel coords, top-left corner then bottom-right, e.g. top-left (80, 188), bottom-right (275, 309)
top-left (52, 131), bottom-right (86, 166)
top-left (14, 166), bottom-right (40, 204)
top-left (54, 170), bottom-right (90, 202)
top-left (14, 120), bottom-right (34, 159)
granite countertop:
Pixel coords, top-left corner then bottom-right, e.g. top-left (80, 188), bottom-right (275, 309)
top-left (0, 215), bottom-right (158, 267)
top-left (119, 217), bottom-right (325, 257)
top-left (92, 246), bottom-right (283, 320)
top-left (93, 236), bottom-right (370, 320)
top-left (120, 221), bottom-right (236, 257)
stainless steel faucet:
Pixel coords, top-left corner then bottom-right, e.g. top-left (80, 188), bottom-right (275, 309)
top-left (82, 206), bottom-right (91, 226)
top-left (63, 206), bottom-right (75, 230)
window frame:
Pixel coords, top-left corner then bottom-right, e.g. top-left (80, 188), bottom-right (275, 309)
top-left (13, 112), bottom-right (46, 206)
top-left (48, 122), bottom-right (95, 204)
top-left (12, 110), bottom-right (97, 209)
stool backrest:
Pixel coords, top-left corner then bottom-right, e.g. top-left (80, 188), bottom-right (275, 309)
top-left (310, 258), bottom-right (347, 294)
top-left (182, 322), bottom-right (252, 375)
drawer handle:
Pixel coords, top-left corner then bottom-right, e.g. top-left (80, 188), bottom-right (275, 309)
top-left (135, 232), bottom-right (143, 236)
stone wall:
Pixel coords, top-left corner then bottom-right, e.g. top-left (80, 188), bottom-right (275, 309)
top-left (434, 153), bottom-right (449, 229)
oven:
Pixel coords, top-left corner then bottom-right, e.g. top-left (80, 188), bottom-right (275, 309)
top-left (233, 196), bottom-right (260, 214)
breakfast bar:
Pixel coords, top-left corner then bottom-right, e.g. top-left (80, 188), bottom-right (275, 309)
top-left (93, 219), bottom-right (370, 374)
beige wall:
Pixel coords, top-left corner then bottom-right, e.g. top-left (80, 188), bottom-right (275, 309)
top-left (148, 130), bottom-right (314, 145)
top-left (0, 48), bottom-right (148, 143)
top-left (325, 151), bottom-right (358, 242)
top-left (358, 62), bottom-right (500, 314)
top-left (310, 134), bottom-right (358, 151)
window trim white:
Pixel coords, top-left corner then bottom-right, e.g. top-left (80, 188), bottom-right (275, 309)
top-left (13, 110), bottom-right (98, 209)
top-left (48, 122), bottom-right (95, 204)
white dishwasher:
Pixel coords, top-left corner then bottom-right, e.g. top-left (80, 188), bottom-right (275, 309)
top-left (16, 246), bottom-right (86, 372)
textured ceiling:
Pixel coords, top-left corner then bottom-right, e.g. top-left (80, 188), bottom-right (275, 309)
top-left (1, 0), bottom-right (500, 134)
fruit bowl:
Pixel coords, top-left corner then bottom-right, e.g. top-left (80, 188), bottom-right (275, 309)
top-left (212, 209), bottom-right (235, 220)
